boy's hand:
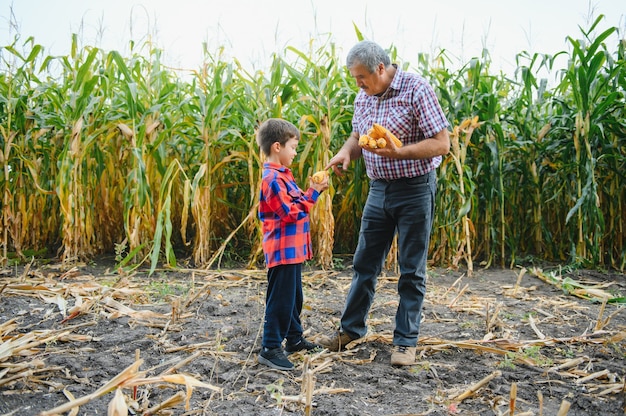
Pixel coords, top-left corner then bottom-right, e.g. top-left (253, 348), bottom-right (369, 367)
top-left (311, 170), bottom-right (328, 184)
top-left (309, 171), bottom-right (330, 192)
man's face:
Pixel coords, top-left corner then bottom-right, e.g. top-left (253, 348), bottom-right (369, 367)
top-left (349, 62), bottom-right (386, 96)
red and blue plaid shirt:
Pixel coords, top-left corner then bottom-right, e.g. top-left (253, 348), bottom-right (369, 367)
top-left (258, 162), bottom-right (320, 268)
top-left (353, 65), bottom-right (450, 180)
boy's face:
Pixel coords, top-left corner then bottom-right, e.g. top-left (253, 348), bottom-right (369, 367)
top-left (276, 137), bottom-right (299, 167)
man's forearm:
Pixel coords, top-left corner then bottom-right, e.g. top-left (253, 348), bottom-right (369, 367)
top-left (343, 132), bottom-right (363, 160)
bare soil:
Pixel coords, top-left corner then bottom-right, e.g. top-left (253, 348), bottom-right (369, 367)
top-left (0, 259), bottom-right (625, 416)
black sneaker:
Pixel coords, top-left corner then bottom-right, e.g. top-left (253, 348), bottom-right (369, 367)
top-left (258, 347), bottom-right (294, 371)
top-left (285, 338), bottom-right (323, 354)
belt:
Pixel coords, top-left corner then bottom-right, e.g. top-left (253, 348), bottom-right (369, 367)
top-left (374, 170), bottom-right (434, 185)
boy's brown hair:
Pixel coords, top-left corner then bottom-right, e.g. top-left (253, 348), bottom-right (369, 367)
top-left (256, 118), bottom-right (300, 157)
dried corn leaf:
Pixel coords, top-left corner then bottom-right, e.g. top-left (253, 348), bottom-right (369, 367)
top-left (40, 359), bottom-right (145, 416)
top-left (108, 388), bottom-right (128, 416)
top-left (102, 297), bottom-right (168, 320)
top-left (39, 293), bottom-right (68, 316)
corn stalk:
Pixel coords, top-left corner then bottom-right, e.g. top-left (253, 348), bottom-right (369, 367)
top-left (2, 16), bottom-right (624, 272)
top-left (448, 117), bottom-right (480, 275)
top-left (282, 41), bottom-right (354, 269)
top-left (557, 17), bottom-right (618, 266)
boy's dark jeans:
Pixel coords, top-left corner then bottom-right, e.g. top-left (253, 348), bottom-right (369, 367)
top-left (262, 263), bottom-right (303, 349)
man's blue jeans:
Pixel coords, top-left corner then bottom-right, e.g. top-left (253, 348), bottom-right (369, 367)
top-left (340, 170), bottom-right (436, 347)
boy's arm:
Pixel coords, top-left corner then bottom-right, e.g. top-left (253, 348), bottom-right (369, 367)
top-left (264, 179), bottom-right (318, 223)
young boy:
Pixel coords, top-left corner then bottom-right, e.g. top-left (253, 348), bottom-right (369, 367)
top-left (256, 118), bottom-right (329, 371)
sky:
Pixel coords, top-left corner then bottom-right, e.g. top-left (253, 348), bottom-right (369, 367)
top-left (2, 0), bottom-right (625, 79)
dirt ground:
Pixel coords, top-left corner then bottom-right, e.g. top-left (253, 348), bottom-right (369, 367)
top-left (0, 258), bottom-right (625, 416)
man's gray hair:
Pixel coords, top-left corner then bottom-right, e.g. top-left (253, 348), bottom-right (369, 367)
top-left (346, 40), bottom-right (391, 73)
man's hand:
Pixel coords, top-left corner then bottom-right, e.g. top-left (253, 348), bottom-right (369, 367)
top-left (325, 132), bottom-right (362, 176)
top-left (326, 150), bottom-right (351, 176)
top-left (368, 128), bottom-right (450, 160)
top-left (366, 130), bottom-right (402, 158)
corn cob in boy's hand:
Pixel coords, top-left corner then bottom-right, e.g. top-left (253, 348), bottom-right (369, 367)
top-left (358, 123), bottom-right (403, 149)
top-left (311, 170), bottom-right (329, 184)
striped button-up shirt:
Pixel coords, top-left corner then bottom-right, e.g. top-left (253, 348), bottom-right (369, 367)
top-left (353, 65), bottom-right (450, 180)
top-left (258, 162), bottom-right (320, 268)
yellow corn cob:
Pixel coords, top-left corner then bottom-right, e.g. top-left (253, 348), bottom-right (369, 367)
top-left (367, 125), bottom-right (382, 139)
top-left (359, 135), bottom-right (387, 149)
top-left (359, 125), bottom-right (402, 149)
top-left (371, 123), bottom-right (402, 147)
top-left (358, 136), bottom-right (370, 149)
top-left (312, 170), bottom-right (329, 184)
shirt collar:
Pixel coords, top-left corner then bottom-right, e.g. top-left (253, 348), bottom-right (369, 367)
top-left (389, 64), bottom-right (401, 90)
top-left (264, 162), bottom-right (290, 173)
top-left (375, 64), bottom-right (401, 99)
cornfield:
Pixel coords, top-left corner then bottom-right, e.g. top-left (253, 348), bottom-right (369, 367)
top-left (1, 16), bottom-right (625, 274)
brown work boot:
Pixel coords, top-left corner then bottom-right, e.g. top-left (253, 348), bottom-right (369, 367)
top-left (318, 331), bottom-right (355, 352)
top-left (390, 345), bottom-right (417, 366)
